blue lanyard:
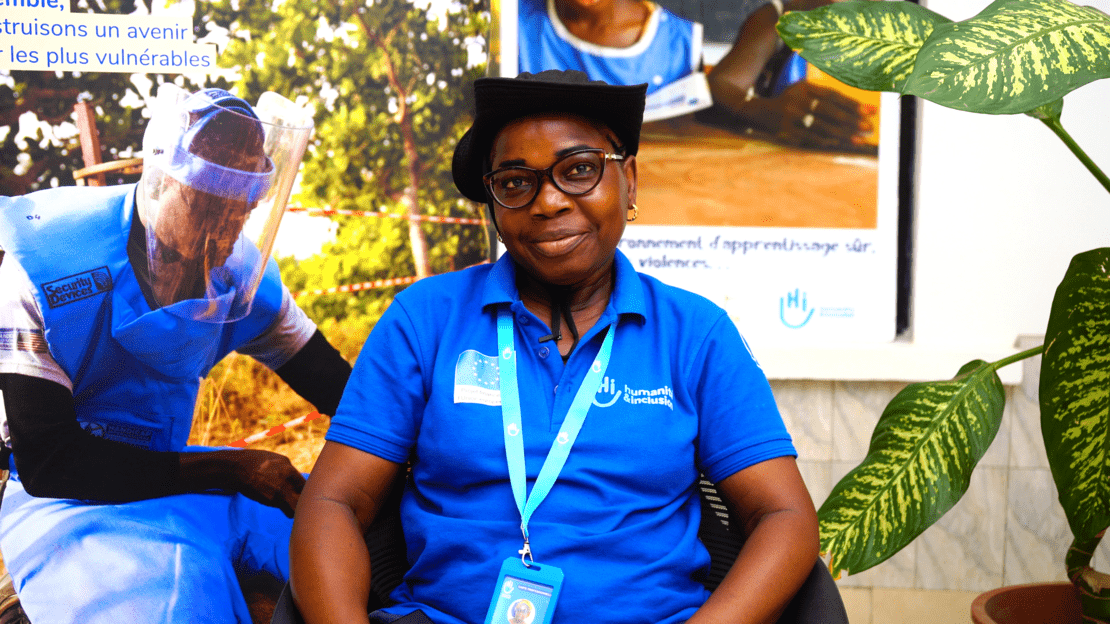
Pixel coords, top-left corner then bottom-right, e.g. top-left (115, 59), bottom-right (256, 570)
top-left (496, 306), bottom-right (615, 565)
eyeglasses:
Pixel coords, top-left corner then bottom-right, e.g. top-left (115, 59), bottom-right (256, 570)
top-left (483, 148), bottom-right (625, 209)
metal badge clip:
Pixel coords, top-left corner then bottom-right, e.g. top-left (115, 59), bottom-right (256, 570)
top-left (519, 525), bottom-right (535, 567)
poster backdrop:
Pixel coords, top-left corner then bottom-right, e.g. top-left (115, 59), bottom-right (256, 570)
top-left (2, 0), bottom-right (491, 328)
top-left (1, 2), bottom-right (217, 72)
top-left (3, 0), bottom-right (899, 345)
top-left (496, 0), bottom-right (902, 346)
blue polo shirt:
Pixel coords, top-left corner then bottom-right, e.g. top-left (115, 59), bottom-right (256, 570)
top-left (327, 250), bottom-right (794, 624)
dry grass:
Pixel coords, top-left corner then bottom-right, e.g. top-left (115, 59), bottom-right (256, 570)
top-left (188, 317), bottom-right (371, 472)
top-left (188, 352), bottom-right (328, 473)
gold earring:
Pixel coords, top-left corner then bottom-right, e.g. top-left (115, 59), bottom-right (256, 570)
top-left (496, 232), bottom-right (503, 243)
top-left (627, 204), bottom-right (639, 222)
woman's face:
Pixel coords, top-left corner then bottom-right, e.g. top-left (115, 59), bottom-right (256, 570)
top-left (489, 114), bottom-right (636, 288)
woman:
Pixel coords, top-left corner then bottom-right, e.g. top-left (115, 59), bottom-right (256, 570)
top-left (290, 70), bottom-right (818, 624)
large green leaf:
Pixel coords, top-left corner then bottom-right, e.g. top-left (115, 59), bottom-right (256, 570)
top-left (776, 1), bottom-right (952, 92)
top-left (818, 360), bottom-right (1005, 578)
top-left (1025, 97), bottom-right (1064, 120)
top-left (903, 0), bottom-right (1110, 114)
top-left (1041, 248), bottom-right (1110, 544)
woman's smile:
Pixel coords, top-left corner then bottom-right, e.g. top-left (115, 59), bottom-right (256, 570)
top-left (528, 229), bottom-right (589, 257)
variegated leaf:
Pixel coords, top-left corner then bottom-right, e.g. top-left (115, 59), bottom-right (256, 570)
top-left (1025, 97), bottom-right (1064, 120)
top-left (776, 0), bottom-right (952, 92)
top-left (904, 0), bottom-right (1110, 114)
top-left (819, 360), bottom-right (1005, 578)
top-left (1041, 248), bottom-right (1110, 545)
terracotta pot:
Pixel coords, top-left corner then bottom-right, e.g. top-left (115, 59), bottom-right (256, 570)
top-left (971, 582), bottom-right (1082, 624)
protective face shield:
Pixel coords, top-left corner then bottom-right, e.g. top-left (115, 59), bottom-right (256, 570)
top-left (140, 85), bottom-right (313, 322)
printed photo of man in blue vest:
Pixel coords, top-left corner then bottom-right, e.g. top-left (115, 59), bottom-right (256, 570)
top-left (0, 85), bottom-right (352, 624)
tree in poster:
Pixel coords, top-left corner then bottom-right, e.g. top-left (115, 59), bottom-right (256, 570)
top-left (204, 0), bottom-right (491, 323)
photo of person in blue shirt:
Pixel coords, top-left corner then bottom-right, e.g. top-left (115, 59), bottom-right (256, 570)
top-left (518, 0), bottom-right (874, 153)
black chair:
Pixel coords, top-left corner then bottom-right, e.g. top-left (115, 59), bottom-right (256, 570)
top-left (272, 475), bottom-right (848, 624)
top-left (692, 477), bottom-right (848, 623)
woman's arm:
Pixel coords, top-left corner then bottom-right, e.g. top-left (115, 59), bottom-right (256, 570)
top-left (290, 440), bottom-right (402, 624)
top-left (687, 456), bottom-right (819, 624)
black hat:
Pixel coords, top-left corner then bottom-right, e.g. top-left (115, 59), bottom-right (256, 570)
top-left (452, 70), bottom-right (648, 204)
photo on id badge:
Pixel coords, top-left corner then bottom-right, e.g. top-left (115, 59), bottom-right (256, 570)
top-left (484, 558), bottom-right (564, 624)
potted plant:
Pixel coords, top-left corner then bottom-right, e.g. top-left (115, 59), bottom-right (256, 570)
top-left (775, 0), bottom-right (1110, 621)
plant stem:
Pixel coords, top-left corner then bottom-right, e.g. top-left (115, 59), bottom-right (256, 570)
top-left (1040, 117), bottom-right (1110, 195)
top-left (1068, 531), bottom-right (1110, 624)
top-left (989, 345), bottom-right (1042, 371)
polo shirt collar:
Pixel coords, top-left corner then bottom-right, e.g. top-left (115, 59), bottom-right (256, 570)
top-left (481, 250), bottom-right (647, 321)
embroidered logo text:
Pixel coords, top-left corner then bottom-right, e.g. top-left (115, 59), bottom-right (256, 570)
top-left (41, 267), bottom-right (113, 309)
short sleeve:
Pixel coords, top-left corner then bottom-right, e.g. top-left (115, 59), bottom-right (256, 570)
top-left (0, 256), bottom-right (72, 390)
top-left (693, 314), bottom-right (795, 483)
top-left (325, 297), bottom-right (426, 464)
top-left (235, 284), bottom-right (317, 370)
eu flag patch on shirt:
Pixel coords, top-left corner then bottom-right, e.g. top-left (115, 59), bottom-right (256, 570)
top-left (454, 349), bottom-right (501, 406)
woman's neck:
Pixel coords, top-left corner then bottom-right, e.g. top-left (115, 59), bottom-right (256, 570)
top-left (555, 0), bottom-right (652, 48)
top-left (516, 263), bottom-right (615, 359)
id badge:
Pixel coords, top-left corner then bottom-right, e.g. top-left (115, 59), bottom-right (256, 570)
top-left (483, 557), bottom-right (564, 624)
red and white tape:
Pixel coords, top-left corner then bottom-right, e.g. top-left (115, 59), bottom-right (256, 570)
top-left (287, 206), bottom-right (486, 226)
top-left (292, 275), bottom-right (421, 298)
top-left (291, 260), bottom-right (489, 298)
top-left (228, 411), bottom-right (325, 448)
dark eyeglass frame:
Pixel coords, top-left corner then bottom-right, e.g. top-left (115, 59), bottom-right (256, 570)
top-left (482, 148), bottom-right (626, 209)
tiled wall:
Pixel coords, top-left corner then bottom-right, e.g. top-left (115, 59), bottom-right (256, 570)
top-left (768, 336), bottom-right (1109, 598)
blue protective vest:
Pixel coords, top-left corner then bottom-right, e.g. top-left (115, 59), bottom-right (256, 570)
top-left (0, 185), bottom-right (284, 452)
top-left (518, 0), bottom-right (702, 96)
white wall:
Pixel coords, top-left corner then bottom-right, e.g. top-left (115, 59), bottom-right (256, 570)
top-left (912, 0), bottom-right (1110, 351)
top-left (761, 0), bottom-right (1110, 381)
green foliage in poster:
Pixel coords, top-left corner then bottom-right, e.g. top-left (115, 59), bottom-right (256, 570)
top-left (205, 0), bottom-right (491, 323)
